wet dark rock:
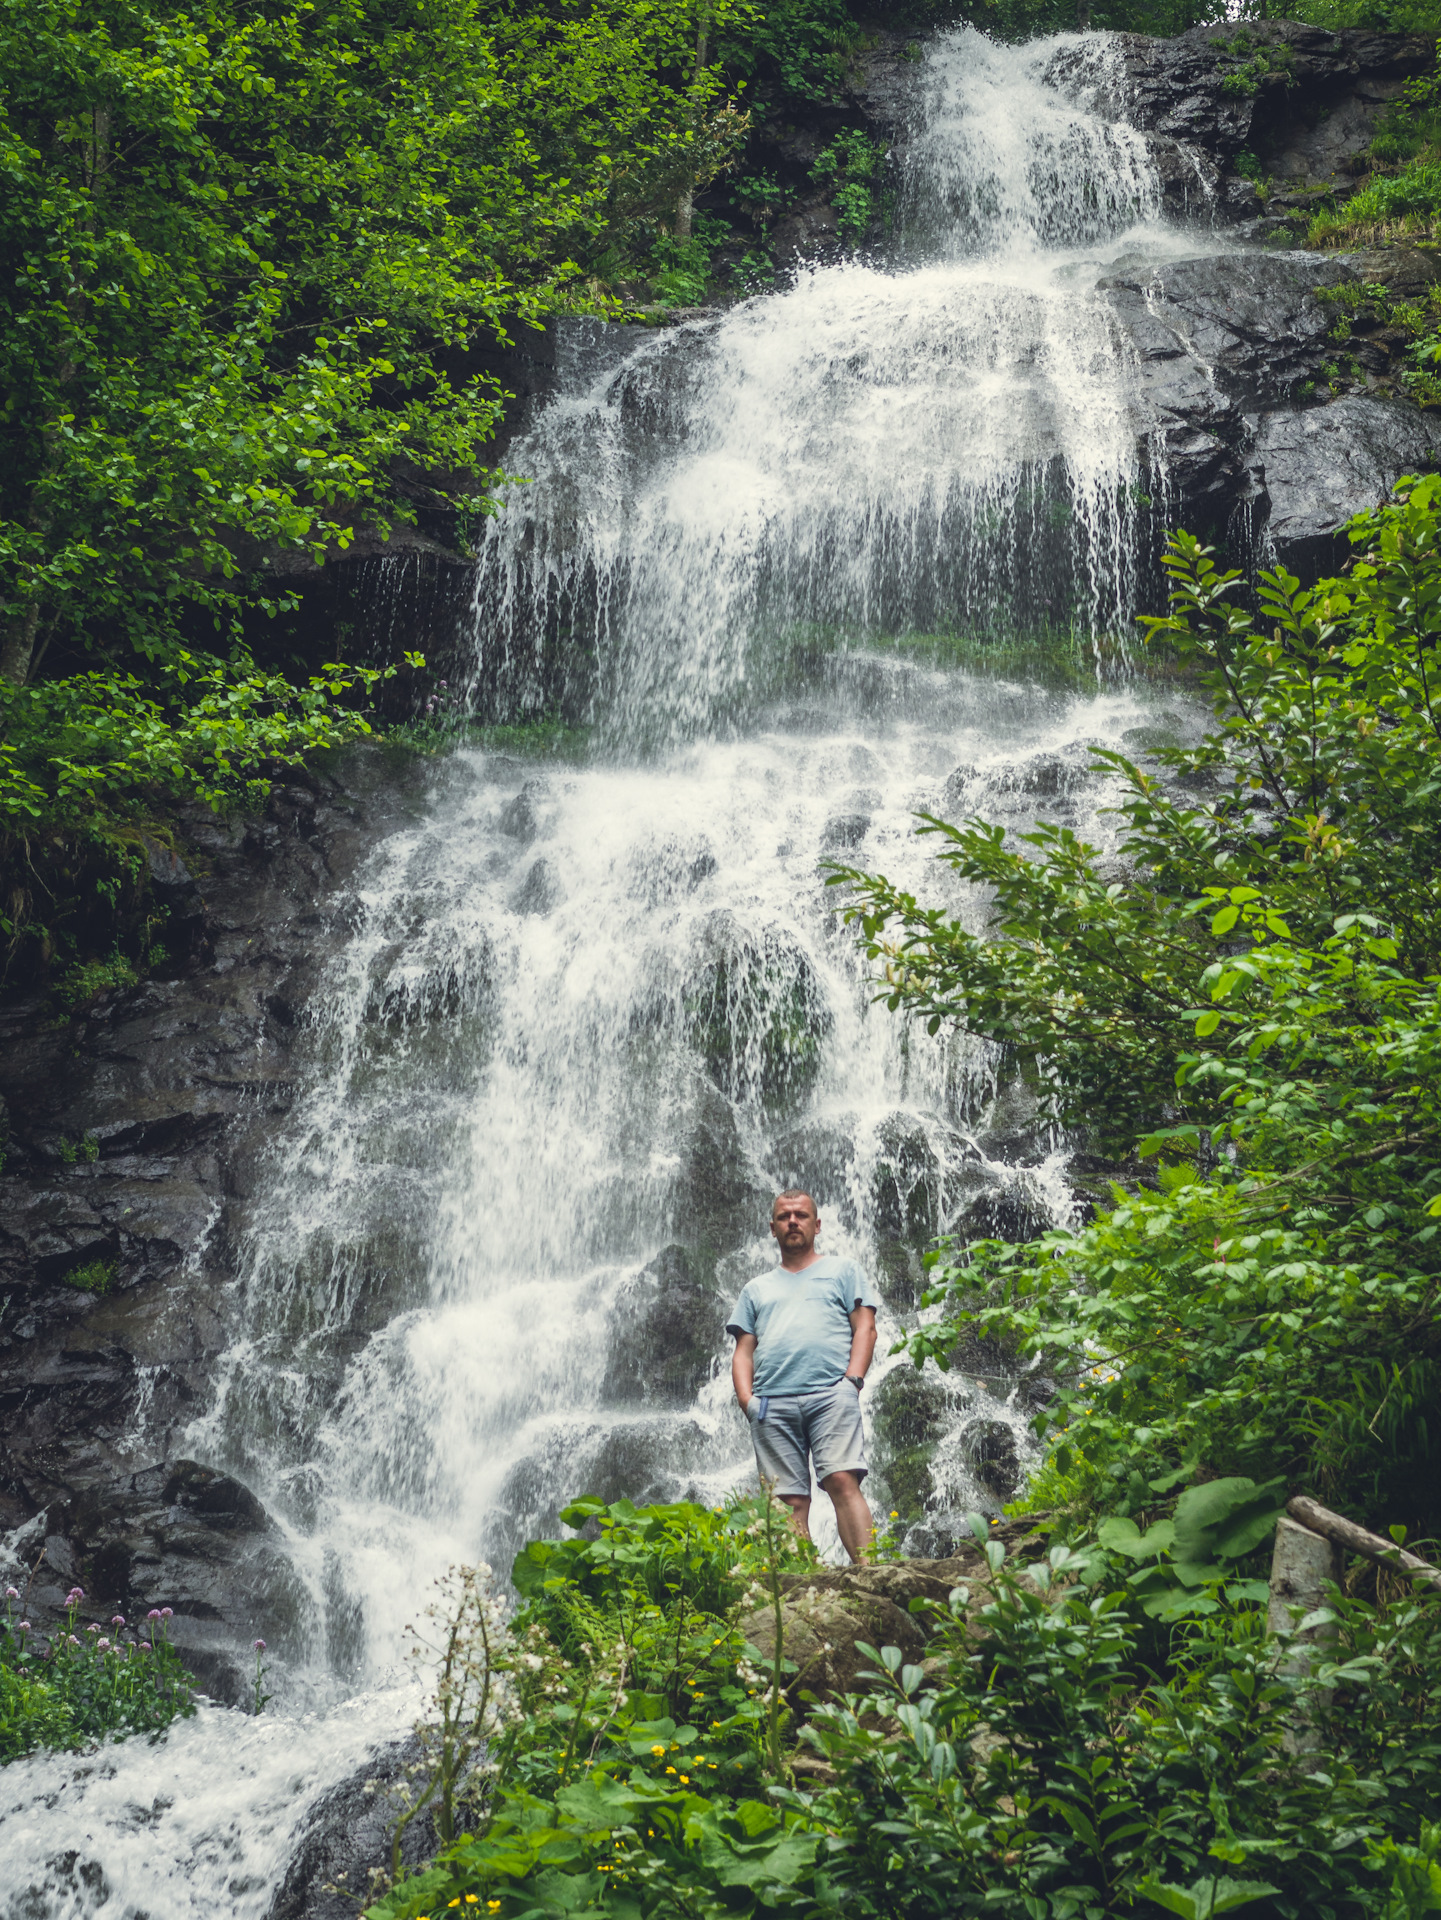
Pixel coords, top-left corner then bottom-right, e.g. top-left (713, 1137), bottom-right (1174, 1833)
top-left (1104, 251), bottom-right (1441, 573)
top-left (1337, 247), bottom-right (1441, 300)
top-left (0, 744), bottom-right (436, 1682)
top-left (960, 1419), bottom-right (1022, 1501)
top-left (870, 1367), bottom-right (950, 1518)
top-left (740, 1520), bottom-right (1047, 1712)
top-left (820, 811), bottom-right (871, 849)
top-left (975, 1074), bottom-right (1050, 1165)
top-left (602, 1244), bottom-right (726, 1407)
top-left (513, 855), bottom-right (564, 916)
top-left (1121, 717), bottom-right (1186, 756)
top-left (672, 1079), bottom-right (768, 1254)
top-left (497, 782), bottom-right (545, 844)
top-left (1250, 393), bottom-right (1441, 574)
top-left (771, 1117), bottom-right (858, 1220)
top-left (952, 1173), bottom-right (1053, 1245)
top-left (267, 1736), bottom-right (439, 1920)
top-left (511, 1417), bottom-right (717, 1527)
top-left (686, 916), bottom-right (832, 1115)
top-left (872, 1112), bottom-right (956, 1248)
top-left (871, 1235), bottom-right (925, 1313)
top-left (1117, 21), bottom-right (1432, 180)
top-left (16, 1458), bottom-right (306, 1703)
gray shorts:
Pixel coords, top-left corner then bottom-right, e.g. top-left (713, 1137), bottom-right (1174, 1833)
top-left (747, 1380), bottom-right (868, 1496)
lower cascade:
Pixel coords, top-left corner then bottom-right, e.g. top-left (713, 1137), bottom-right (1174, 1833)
top-left (2, 25), bottom-right (1278, 1916)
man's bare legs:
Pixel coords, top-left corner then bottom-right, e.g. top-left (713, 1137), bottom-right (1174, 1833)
top-left (780, 1472), bottom-right (873, 1564)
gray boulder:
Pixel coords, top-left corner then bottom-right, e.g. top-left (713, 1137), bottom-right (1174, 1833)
top-left (601, 1244), bottom-right (727, 1407)
top-left (1251, 393), bottom-right (1441, 574)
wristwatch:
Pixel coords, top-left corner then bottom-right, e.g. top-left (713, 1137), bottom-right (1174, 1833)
top-left (844, 1374), bottom-right (864, 1391)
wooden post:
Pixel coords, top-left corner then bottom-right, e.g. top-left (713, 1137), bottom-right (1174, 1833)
top-left (1269, 1496), bottom-right (1441, 1756)
top-left (1267, 1515), bottom-right (1343, 1752)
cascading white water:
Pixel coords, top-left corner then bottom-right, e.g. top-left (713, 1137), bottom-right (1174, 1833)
top-left (1, 29), bottom-right (1214, 1917)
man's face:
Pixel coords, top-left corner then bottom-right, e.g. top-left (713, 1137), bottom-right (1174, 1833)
top-left (771, 1194), bottom-right (819, 1255)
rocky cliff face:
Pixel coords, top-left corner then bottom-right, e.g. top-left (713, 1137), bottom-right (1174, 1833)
top-left (0, 748), bottom-right (437, 1696)
top-left (1108, 21), bottom-right (1441, 573)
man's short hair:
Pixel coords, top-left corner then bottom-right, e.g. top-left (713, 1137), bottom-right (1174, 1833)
top-left (771, 1188), bottom-right (817, 1218)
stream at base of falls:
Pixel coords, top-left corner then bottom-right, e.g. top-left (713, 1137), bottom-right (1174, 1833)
top-left (2, 26), bottom-right (1228, 1916)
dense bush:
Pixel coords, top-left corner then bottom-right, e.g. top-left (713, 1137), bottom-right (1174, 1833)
top-left (0, 650), bottom-right (419, 983)
top-left (1, 1584), bottom-right (195, 1762)
top-left (368, 1497), bottom-right (1441, 1920)
top-left (829, 477), bottom-right (1441, 1537)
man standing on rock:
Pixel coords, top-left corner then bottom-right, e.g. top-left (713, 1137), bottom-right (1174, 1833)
top-left (727, 1190), bottom-right (879, 1562)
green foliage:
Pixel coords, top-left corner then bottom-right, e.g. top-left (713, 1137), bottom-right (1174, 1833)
top-left (64, 1257), bottom-right (114, 1293)
top-left (1272, 0), bottom-right (1441, 30)
top-left (1311, 162), bottom-right (1441, 245)
top-left (645, 214), bottom-right (736, 307)
top-left (53, 949), bottom-right (142, 1008)
top-left (716, 0), bottom-right (859, 108)
top-left (1, 1587), bottom-right (195, 1762)
top-left (810, 130), bottom-right (887, 247)
top-left (832, 477), bottom-right (1441, 1533)
top-left (0, 0), bottom-right (765, 684)
top-left (1217, 41), bottom-right (1294, 98)
top-left (372, 1513), bottom-right (1441, 1920)
top-left (0, 649), bottom-right (418, 984)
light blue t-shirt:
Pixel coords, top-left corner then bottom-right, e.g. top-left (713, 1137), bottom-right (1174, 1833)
top-left (726, 1255), bottom-right (879, 1397)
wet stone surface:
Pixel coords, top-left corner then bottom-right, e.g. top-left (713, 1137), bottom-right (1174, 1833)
top-left (0, 743), bottom-right (439, 1695)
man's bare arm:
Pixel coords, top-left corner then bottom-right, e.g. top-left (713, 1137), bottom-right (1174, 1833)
top-left (732, 1331), bottom-right (757, 1410)
top-left (845, 1305), bottom-right (877, 1382)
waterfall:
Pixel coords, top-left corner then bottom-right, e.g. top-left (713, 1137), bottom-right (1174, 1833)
top-left (0, 28), bottom-right (1209, 1916)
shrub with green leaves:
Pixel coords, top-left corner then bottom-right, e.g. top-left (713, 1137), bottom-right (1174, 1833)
top-left (829, 476), bottom-right (1441, 1534)
top-left (0, 649), bottom-right (420, 985)
top-left (369, 1505), bottom-right (1441, 1920)
top-left (1, 1585), bottom-right (195, 1763)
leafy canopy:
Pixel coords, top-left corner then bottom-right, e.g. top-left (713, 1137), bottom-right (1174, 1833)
top-left (0, 0), bottom-right (755, 683)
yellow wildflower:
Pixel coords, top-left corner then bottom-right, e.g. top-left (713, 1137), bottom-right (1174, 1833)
top-left (679, 1775), bottom-right (690, 1784)
top-left (666, 1766), bottom-right (677, 1774)
top-left (650, 1743), bottom-right (666, 1756)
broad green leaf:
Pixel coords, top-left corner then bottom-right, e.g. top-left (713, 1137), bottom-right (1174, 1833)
top-left (1136, 1875), bottom-right (1279, 1917)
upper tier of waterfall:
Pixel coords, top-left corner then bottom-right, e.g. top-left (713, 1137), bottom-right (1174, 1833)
top-left (469, 26), bottom-right (1211, 744)
top-left (1, 28), bottom-right (1216, 1919)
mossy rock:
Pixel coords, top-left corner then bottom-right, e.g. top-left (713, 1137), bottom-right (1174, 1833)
top-left (870, 1368), bottom-right (951, 1520)
top-left (601, 1244), bottom-right (726, 1407)
top-left (685, 913), bottom-right (831, 1115)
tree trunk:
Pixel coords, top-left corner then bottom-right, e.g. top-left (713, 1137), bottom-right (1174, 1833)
top-left (0, 601), bottom-right (42, 688)
top-left (673, 8), bottom-right (710, 244)
top-left (3, 106), bottom-right (112, 684)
